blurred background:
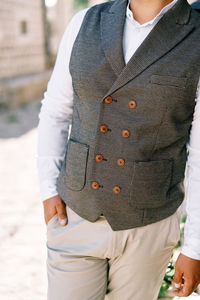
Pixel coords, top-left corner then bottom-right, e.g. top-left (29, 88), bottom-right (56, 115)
top-left (0, 0), bottom-right (199, 299)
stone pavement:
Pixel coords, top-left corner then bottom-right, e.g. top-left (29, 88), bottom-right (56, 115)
top-left (0, 101), bottom-right (47, 300)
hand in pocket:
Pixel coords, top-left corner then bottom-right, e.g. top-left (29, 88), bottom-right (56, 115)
top-left (43, 194), bottom-right (68, 226)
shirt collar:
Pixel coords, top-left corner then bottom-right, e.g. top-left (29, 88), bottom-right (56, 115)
top-left (126, 0), bottom-right (179, 28)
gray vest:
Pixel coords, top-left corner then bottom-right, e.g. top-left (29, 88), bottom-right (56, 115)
top-left (57, 0), bottom-right (200, 230)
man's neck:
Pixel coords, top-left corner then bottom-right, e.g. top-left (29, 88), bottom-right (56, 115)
top-left (129, 0), bottom-right (174, 24)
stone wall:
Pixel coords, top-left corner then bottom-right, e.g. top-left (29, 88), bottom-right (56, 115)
top-left (46, 0), bottom-right (74, 59)
top-left (0, 0), bottom-right (46, 80)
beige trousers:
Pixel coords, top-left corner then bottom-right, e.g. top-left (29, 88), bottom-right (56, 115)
top-left (46, 205), bottom-right (181, 300)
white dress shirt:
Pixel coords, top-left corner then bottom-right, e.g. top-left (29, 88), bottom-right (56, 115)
top-left (37, 0), bottom-right (200, 260)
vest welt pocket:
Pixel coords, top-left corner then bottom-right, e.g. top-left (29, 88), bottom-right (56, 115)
top-left (129, 159), bottom-right (173, 209)
top-left (150, 74), bottom-right (187, 88)
top-left (65, 139), bottom-right (89, 191)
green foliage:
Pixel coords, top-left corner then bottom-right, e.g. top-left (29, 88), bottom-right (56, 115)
top-left (175, 215), bottom-right (186, 249)
top-left (158, 260), bottom-right (175, 298)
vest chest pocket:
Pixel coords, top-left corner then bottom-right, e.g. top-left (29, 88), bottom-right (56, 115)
top-left (64, 139), bottom-right (89, 191)
top-left (150, 75), bottom-right (188, 88)
top-left (129, 159), bottom-right (173, 209)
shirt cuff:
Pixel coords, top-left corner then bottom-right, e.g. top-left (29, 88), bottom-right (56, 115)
top-left (39, 179), bottom-right (59, 202)
top-left (181, 238), bottom-right (200, 260)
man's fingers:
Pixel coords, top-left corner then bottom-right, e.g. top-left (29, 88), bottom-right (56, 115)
top-left (172, 261), bottom-right (184, 296)
top-left (182, 279), bottom-right (196, 296)
top-left (172, 267), bottom-right (183, 289)
top-left (173, 277), bottom-right (197, 297)
top-left (172, 253), bottom-right (200, 297)
top-left (43, 195), bottom-right (58, 224)
top-left (56, 201), bottom-right (68, 226)
top-left (173, 282), bottom-right (182, 289)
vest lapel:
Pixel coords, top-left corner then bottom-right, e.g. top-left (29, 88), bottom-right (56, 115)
top-left (101, 0), bottom-right (194, 98)
top-left (100, 0), bottom-right (127, 76)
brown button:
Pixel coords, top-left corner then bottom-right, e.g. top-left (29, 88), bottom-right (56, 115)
top-left (128, 100), bottom-right (137, 109)
top-left (95, 154), bottom-right (103, 162)
top-left (113, 186), bottom-right (121, 194)
top-left (91, 181), bottom-right (100, 190)
top-left (117, 158), bottom-right (125, 166)
top-left (122, 129), bottom-right (130, 138)
top-left (104, 96), bottom-right (112, 104)
top-left (100, 124), bottom-right (108, 133)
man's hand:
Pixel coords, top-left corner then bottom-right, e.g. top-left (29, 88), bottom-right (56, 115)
top-left (172, 253), bottom-right (200, 297)
top-left (43, 194), bottom-right (68, 226)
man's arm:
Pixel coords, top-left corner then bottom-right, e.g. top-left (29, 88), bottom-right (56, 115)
top-left (36, 8), bottom-right (89, 225)
top-left (173, 78), bottom-right (200, 297)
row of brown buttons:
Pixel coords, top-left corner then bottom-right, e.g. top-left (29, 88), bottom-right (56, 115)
top-left (104, 96), bottom-right (137, 109)
top-left (95, 154), bottom-right (125, 166)
top-left (102, 95), bottom-right (133, 137)
top-left (92, 95), bottom-right (132, 195)
top-left (91, 181), bottom-right (121, 194)
top-left (100, 124), bottom-right (130, 138)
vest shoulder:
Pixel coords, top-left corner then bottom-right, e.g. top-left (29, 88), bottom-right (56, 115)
top-left (86, 1), bottom-right (115, 15)
top-left (190, 8), bottom-right (200, 27)
top-left (78, 1), bottom-right (115, 28)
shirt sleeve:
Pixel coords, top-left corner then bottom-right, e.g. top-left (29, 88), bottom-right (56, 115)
top-left (36, 7), bottom-right (89, 202)
top-left (181, 78), bottom-right (200, 260)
